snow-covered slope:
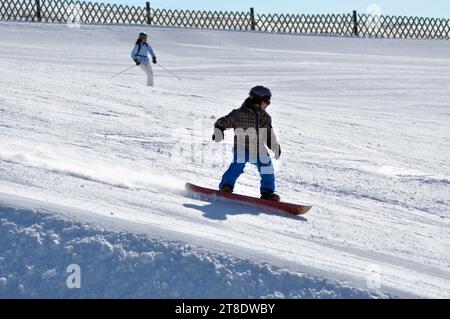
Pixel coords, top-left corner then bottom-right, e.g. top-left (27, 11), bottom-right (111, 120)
top-left (0, 21), bottom-right (449, 298)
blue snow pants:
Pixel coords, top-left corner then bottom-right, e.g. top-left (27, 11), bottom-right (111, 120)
top-left (219, 149), bottom-right (275, 193)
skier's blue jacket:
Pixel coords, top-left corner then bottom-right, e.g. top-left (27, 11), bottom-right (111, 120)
top-left (130, 42), bottom-right (156, 65)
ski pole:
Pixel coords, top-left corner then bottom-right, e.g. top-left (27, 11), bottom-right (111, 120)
top-left (157, 63), bottom-right (181, 80)
top-left (110, 64), bottom-right (136, 79)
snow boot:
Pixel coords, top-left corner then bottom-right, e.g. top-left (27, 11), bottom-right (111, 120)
top-left (260, 190), bottom-right (281, 202)
top-left (220, 184), bottom-right (233, 193)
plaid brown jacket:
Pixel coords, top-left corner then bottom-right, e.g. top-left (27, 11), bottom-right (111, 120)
top-left (215, 99), bottom-right (280, 157)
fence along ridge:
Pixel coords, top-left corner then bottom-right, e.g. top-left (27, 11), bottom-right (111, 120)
top-left (0, 0), bottom-right (449, 39)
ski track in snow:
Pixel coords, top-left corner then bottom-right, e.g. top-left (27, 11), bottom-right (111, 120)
top-left (0, 22), bottom-right (449, 298)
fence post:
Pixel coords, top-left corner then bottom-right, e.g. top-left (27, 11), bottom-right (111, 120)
top-left (352, 10), bottom-right (359, 36)
top-left (145, 2), bottom-right (151, 25)
top-left (35, 0), bottom-right (42, 22)
top-left (250, 7), bottom-right (256, 30)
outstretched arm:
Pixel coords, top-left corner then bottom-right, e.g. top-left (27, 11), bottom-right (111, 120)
top-left (212, 109), bottom-right (240, 142)
top-left (146, 44), bottom-right (157, 64)
top-left (214, 109), bottom-right (240, 130)
top-left (147, 44), bottom-right (156, 58)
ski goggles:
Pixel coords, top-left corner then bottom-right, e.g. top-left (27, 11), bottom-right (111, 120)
top-left (262, 97), bottom-right (271, 105)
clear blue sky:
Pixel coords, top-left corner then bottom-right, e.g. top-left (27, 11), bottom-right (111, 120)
top-left (103, 0), bottom-right (450, 19)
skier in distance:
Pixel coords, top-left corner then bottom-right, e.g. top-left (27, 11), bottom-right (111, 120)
top-left (130, 32), bottom-right (157, 86)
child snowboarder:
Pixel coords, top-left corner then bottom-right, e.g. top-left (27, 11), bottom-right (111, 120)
top-left (212, 86), bottom-right (282, 201)
top-left (130, 32), bottom-right (157, 86)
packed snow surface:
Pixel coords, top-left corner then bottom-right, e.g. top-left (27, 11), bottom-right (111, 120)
top-left (0, 21), bottom-right (449, 298)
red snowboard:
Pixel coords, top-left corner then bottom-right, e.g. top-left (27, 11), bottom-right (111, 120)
top-left (185, 183), bottom-right (312, 216)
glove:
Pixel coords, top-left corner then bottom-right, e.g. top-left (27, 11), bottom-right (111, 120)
top-left (134, 59), bottom-right (141, 66)
top-left (274, 145), bottom-right (281, 160)
top-left (152, 57), bottom-right (157, 64)
top-left (212, 126), bottom-right (225, 143)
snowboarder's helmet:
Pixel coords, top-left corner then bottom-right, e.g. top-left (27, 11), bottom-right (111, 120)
top-left (139, 32), bottom-right (148, 38)
top-left (249, 86), bottom-right (272, 102)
